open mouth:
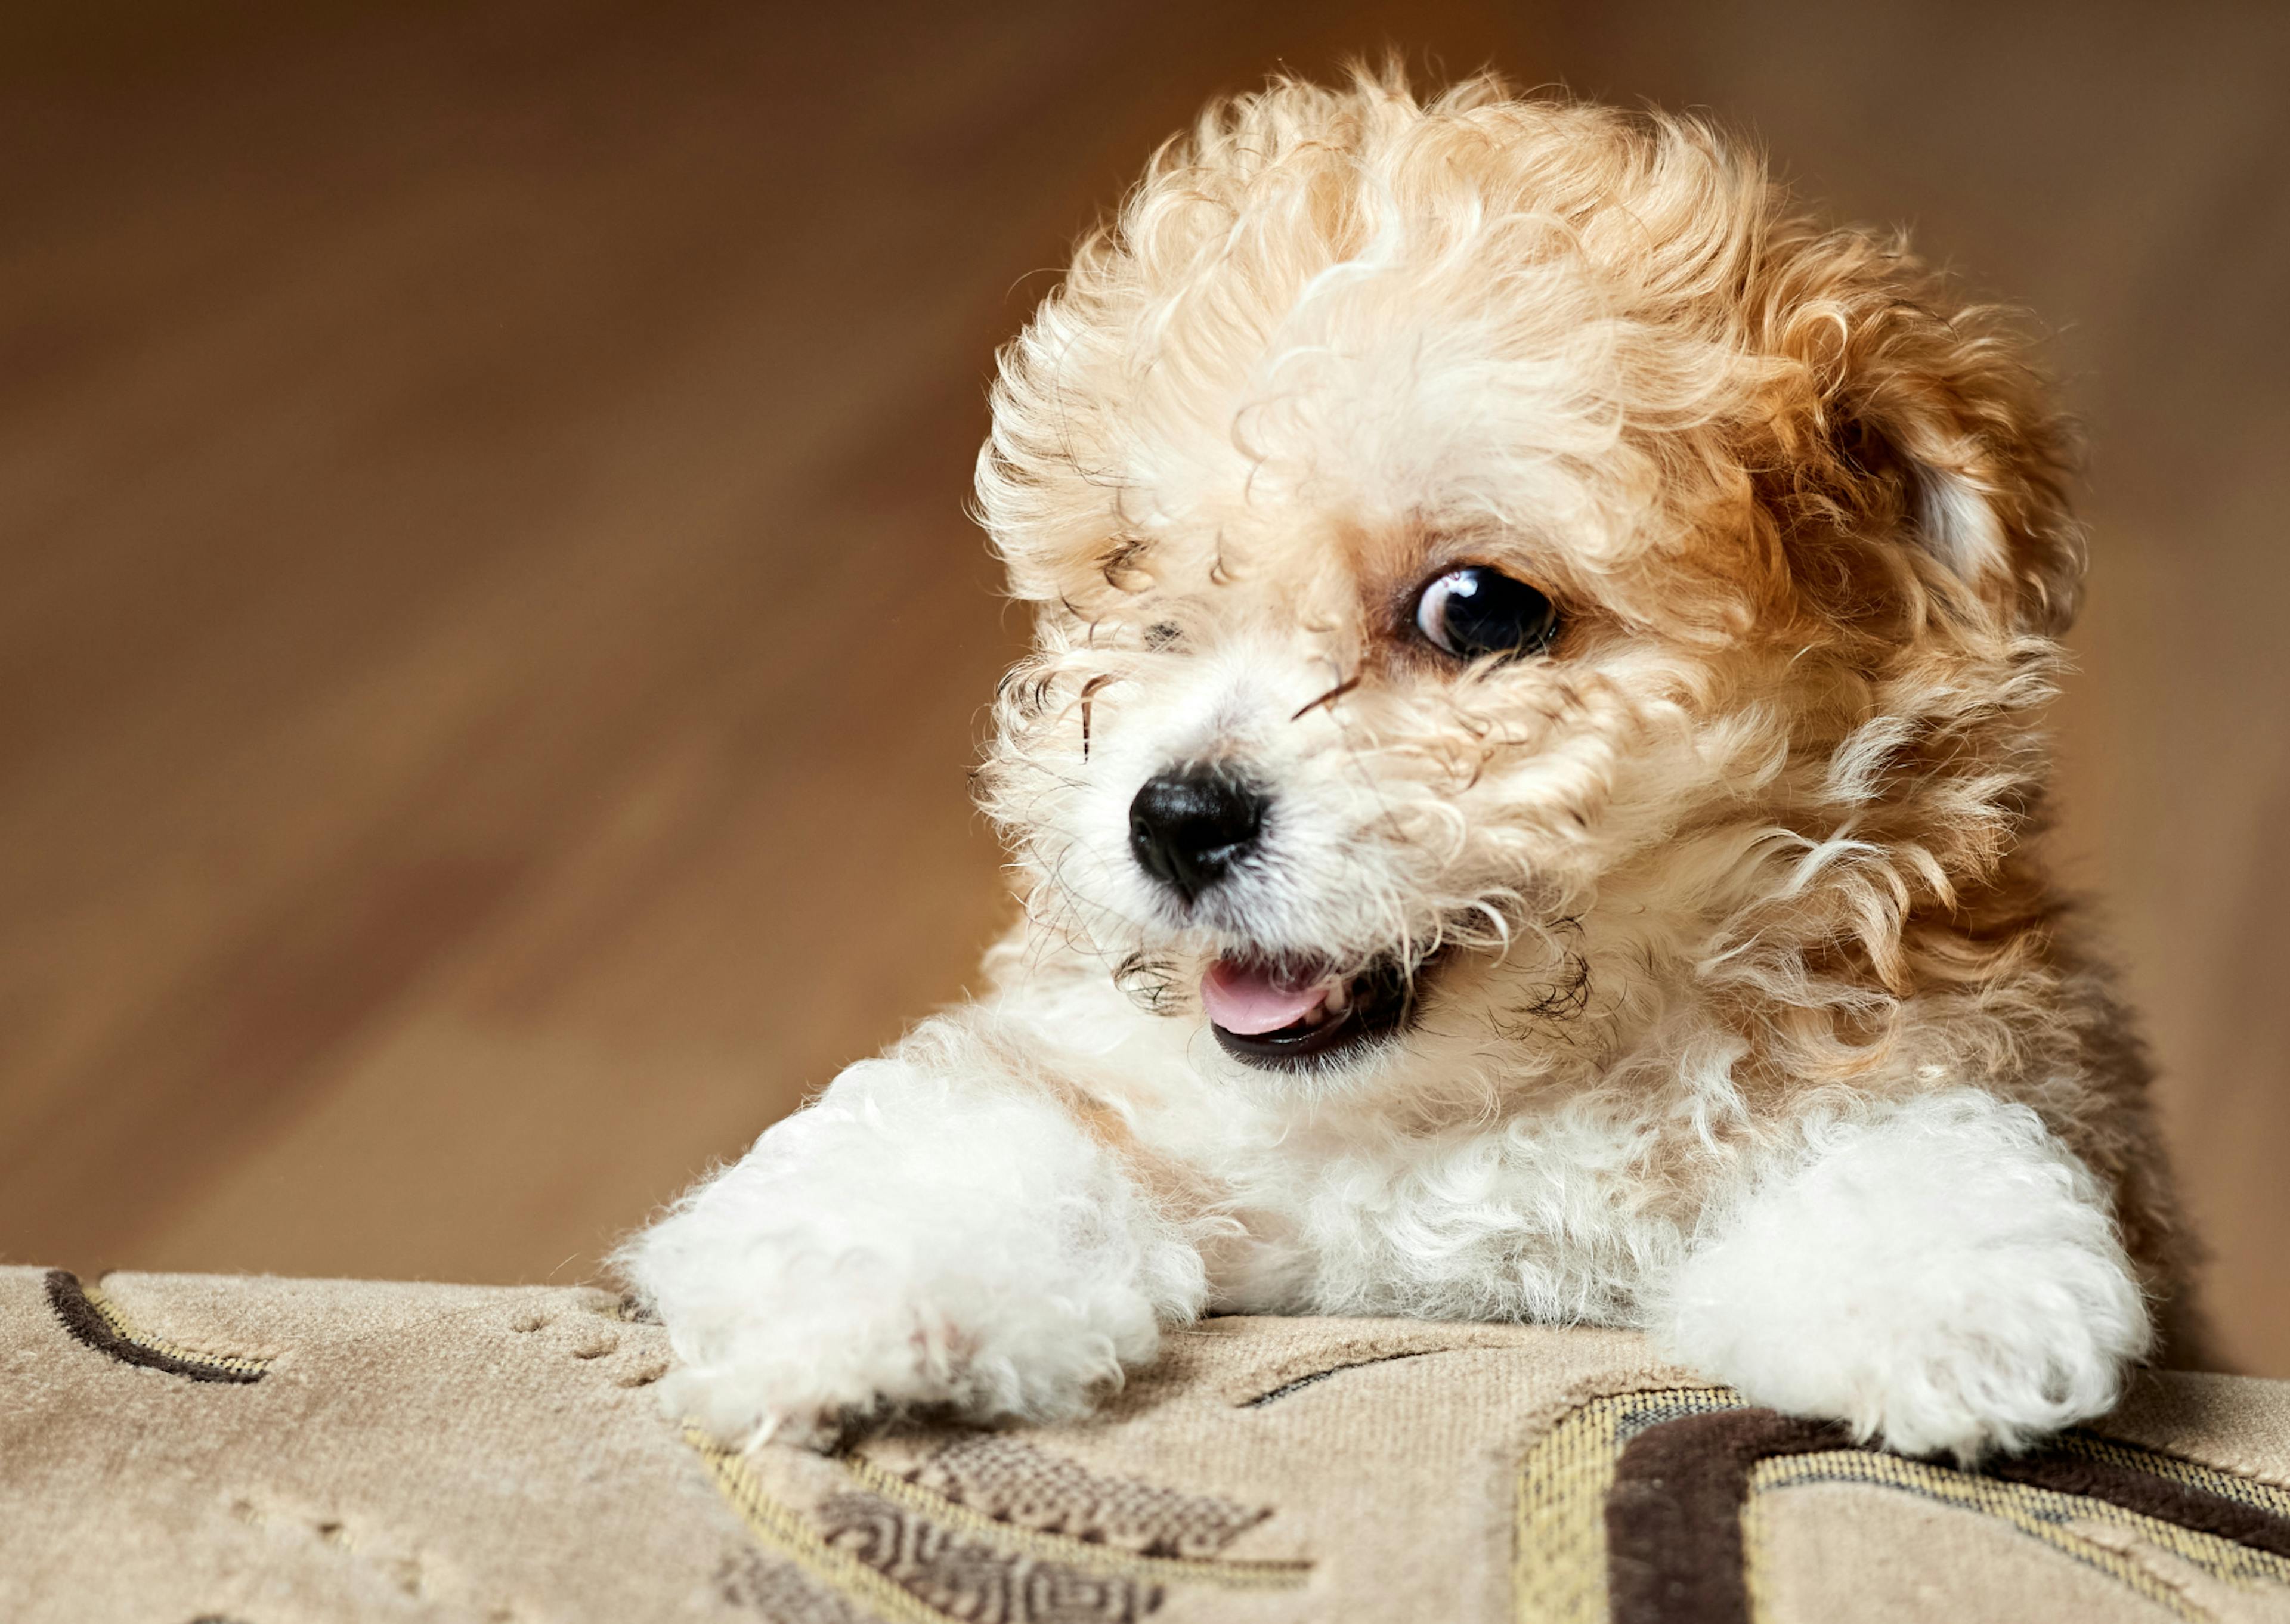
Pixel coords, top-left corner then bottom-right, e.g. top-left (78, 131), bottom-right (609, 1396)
top-left (1199, 953), bottom-right (1425, 1070)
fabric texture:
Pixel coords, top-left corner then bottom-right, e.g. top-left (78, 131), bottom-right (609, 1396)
top-left (6, 1264), bottom-right (2290, 1623)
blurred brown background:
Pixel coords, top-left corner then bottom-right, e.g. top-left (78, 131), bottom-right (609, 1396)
top-left (4, 2), bottom-right (2286, 1370)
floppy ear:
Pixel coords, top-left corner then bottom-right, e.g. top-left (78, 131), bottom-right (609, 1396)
top-left (1758, 230), bottom-right (2085, 638)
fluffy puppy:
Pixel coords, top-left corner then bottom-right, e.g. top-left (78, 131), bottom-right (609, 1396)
top-left (621, 70), bottom-right (2193, 1462)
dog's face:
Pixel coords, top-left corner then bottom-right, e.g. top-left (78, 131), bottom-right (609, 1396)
top-left (976, 79), bottom-right (2079, 1102)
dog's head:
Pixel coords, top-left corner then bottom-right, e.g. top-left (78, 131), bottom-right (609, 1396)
top-left (974, 73), bottom-right (2079, 1104)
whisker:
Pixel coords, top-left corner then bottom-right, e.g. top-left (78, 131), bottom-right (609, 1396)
top-left (1078, 673), bottom-right (1115, 761)
top-left (1291, 671), bottom-right (1361, 721)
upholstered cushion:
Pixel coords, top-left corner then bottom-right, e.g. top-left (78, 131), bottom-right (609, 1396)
top-left (7, 1265), bottom-right (2289, 1622)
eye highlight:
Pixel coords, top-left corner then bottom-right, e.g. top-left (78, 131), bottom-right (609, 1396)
top-left (1412, 567), bottom-right (1559, 661)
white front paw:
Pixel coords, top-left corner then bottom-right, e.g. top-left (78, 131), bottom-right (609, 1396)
top-left (630, 1201), bottom-right (1167, 1449)
top-left (655, 1347), bottom-right (843, 1452)
top-left (1659, 1090), bottom-right (2152, 1461)
top-left (650, 1279), bottom-right (1014, 1450)
top-left (619, 1060), bottom-right (1202, 1448)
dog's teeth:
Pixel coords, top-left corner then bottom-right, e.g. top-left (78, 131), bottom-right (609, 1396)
top-left (1325, 982), bottom-right (1351, 1016)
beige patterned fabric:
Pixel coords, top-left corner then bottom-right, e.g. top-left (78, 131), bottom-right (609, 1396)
top-left (6, 1264), bottom-right (2290, 1623)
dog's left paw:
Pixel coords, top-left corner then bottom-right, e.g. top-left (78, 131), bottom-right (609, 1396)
top-left (1657, 1089), bottom-right (2152, 1461)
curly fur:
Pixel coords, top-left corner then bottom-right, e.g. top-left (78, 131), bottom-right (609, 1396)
top-left (621, 69), bottom-right (2192, 1461)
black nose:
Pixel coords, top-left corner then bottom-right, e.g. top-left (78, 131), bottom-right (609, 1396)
top-left (1128, 764), bottom-right (1268, 903)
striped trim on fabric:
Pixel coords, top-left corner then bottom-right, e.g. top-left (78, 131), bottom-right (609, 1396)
top-left (1513, 1381), bottom-right (2290, 1624)
top-left (1513, 1384), bottom-right (1743, 1624)
top-left (44, 1270), bottom-right (272, 1383)
top-left (1743, 1447), bottom-right (2290, 1623)
top-left (689, 1430), bottom-right (955, 1624)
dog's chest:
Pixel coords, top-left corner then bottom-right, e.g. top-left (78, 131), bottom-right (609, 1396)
top-left (1194, 1105), bottom-right (1706, 1324)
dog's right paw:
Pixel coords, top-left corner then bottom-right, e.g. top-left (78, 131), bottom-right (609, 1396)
top-left (653, 1347), bottom-right (847, 1452)
top-left (644, 1285), bottom-right (1002, 1450)
top-left (650, 1274), bottom-right (1156, 1450)
top-left (618, 1048), bottom-right (1205, 1448)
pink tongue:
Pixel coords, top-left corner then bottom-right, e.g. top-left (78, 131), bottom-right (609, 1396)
top-left (1200, 959), bottom-right (1332, 1035)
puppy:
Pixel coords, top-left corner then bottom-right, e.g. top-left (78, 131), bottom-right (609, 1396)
top-left (621, 70), bottom-right (2192, 1462)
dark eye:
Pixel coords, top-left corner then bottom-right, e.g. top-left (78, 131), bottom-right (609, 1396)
top-left (1412, 567), bottom-right (1559, 659)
